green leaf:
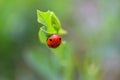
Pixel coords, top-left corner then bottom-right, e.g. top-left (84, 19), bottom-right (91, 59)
top-left (38, 26), bottom-right (47, 43)
top-left (59, 28), bottom-right (67, 34)
top-left (37, 10), bottom-right (56, 33)
top-left (51, 12), bottom-right (61, 32)
top-left (37, 10), bottom-right (50, 27)
top-left (37, 10), bottom-right (67, 44)
top-left (50, 12), bottom-right (67, 34)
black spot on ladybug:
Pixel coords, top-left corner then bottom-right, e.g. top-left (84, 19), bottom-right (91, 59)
top-left (49, 39), bottom-right (52, 41)
top-left (51, 45), bottom-right (54, 47)
top-left (59, 38), bottom-right (61, 40)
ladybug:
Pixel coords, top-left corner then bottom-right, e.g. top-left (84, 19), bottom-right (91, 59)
top-left (46, 34), bottom-right (62, 48)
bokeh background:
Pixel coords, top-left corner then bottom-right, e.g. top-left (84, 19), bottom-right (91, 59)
top-left (0, 0), bottom-right (120, 80)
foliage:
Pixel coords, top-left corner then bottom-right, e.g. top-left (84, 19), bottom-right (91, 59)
top-left (36, 10), bottom-right (102, 80)
top-left (37, 10), bottom-right (66, 43)
top-left (37, 10), bottom-right (73, 80)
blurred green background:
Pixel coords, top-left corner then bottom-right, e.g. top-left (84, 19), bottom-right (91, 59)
top-left (0, 0), bottom-right (120, 80)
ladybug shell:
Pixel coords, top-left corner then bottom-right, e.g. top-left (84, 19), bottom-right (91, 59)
top-left (46, 34), bottom-right (62, 48)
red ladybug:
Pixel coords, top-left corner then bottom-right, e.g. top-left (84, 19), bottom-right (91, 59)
top-left (46, 34), bottom-right (62, 48)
